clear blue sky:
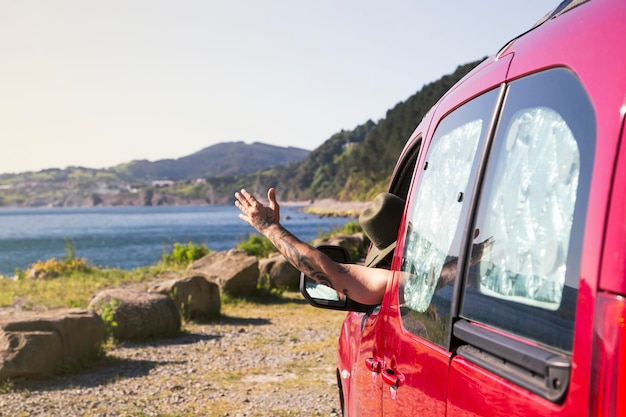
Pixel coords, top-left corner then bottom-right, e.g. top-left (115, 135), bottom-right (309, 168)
top-left (0, 1), bottom-right (556, 175)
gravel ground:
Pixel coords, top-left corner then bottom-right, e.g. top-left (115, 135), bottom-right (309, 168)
top-left (0, 295), bottom-right (348, 417)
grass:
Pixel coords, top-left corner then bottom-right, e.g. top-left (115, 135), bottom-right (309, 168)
top-left (0, 264), bottom-right (186, 309)
top-left (0, 240), bottom-right (217, 310)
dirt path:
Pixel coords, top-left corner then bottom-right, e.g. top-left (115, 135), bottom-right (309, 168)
top-left (0, 294), bottom-right (349, 417)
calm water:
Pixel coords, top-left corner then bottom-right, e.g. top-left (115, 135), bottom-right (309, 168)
top-left (0, 205), bottom-right (351, 276)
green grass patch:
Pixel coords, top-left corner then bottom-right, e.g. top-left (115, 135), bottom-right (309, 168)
top-left (0, 265), bottom-right (186, 309)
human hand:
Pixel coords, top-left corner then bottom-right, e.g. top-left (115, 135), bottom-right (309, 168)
top-left (234, 188), bottom-right (281, 233)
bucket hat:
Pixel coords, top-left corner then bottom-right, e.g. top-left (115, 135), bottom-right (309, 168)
top-left (359, 193), bottom-right (405, 267)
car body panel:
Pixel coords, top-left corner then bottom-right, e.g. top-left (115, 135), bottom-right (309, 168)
top-left (341, 292), bottom-right (390, 416)
top-left (375, 57), bottom-right (513, 417)
top-left (329, 1), bottom-right (626, 416)
top-left (446, 2), bottom-right (625, 416)
top-left (381, 272), bottom-right (450, 416)
top-left (602, 122), bottom-right (626, 295)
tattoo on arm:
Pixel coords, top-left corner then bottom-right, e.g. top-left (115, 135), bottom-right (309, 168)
top-left (338, 264), bottom-right (350, 298)
top-left (314, 273), bottom-right (334, 289)
top-left (267, 225), bottom-right (338, 290)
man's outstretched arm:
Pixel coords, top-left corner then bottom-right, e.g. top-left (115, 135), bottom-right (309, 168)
top-left (235, 188), bottom-right (389, 305)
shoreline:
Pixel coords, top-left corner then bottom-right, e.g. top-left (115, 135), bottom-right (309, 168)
top-left (301, 198), bottom-right (370, 217)
top-left (0, 198), bottom-right (371, 213)
top-left (253, 198), bottom-right (372, 218)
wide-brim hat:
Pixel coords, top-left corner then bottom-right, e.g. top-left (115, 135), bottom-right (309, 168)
top-left (359, 193), bottom-right (405, 267)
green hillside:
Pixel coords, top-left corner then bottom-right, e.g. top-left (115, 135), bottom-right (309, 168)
top-left (0, 142), bottom-right (309, 207)
top-left (201, 60), bottom-right (483, 202)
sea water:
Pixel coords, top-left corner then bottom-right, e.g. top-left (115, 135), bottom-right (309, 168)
top-left (0, 205), bottom-right (351, 276)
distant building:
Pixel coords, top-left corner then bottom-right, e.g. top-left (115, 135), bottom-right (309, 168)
top-left (342, 141), bottom-right (357, 151)
top-left (152, 180), bottom-right (175, 188)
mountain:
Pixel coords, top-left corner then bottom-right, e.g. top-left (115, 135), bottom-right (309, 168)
top-left (0, 142), bottom-right (309, 207)
top-left (113, 142), bottom-right (310, 181)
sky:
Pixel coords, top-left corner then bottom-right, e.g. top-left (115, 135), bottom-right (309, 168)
top-left (0, 1), bottom-right (556, 175)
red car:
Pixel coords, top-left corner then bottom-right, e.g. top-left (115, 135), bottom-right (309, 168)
top-left (301, 0), bottom-right (626, 415)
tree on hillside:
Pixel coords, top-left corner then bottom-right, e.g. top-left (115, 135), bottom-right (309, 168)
top-left (304, 60), bottom-right (484, 200)
top-left (204, 60), bottom-right (484, 203)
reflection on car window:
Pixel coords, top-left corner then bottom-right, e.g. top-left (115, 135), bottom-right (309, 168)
top-left (399, 88), bottom-right (499, 347)
top-left (463, 68), bottom-right (595, 352)
top-left (477, 107), bottom-right (579, 309)
top-left (403, 119), bottom-right (482, 312)
top-left (306, 281), bottom-right (341, 301)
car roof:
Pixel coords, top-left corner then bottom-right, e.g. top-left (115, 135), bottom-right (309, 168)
top-left (531, 0), bottom-right (591, 28)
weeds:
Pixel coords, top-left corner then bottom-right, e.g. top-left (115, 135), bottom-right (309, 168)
top-left (161, 242), bottom-right (210, 266)
top-left (319, 220), bottom-right (363, 238)
top-left (99, 298), bottom-right (119, 343)
top-left (0, 378), bottom-right (14, 394)
top-left (64, 237), bottom-right (77, 262)
top-left (24, 257), bottom-right (92, 279)
top-left (168, 287), bottom-right (194, 322)
top-left (236, 233), bottom-right (277, 258)
top-left (20, 237), bottom-right (93, 280)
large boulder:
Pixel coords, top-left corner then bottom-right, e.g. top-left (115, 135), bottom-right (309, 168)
top-left (188, 249), bottom-right (259, 297)
top-left (88, 289), bottom-right (181, 341)
top-left (150, 275), bottom-right (221, 320)
top-left (313, 233), bottom-right (367, 262)
top-left (0, 309), bottom-right (105, 380)
top-left (258, 253), bottom-right (300, 290)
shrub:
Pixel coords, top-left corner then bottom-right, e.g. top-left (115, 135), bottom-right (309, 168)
top-left (99, 298), bottom-right (119, 342)
top-left (64, 237), bottom-right (78, 262)
top-left (236, 233), bottom-right (277, 258)
top-left (338, 220), bottom-right (363, 235)
top-left (161, 242), bottom-right (211, 266)
top-left (318, 220), bottom-right (363, 239)
top-left (26, 257), bottom-right (93, 279)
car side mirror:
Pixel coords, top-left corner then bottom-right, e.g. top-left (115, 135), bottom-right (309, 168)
top-left (299, 244), bottom-right (377, 312)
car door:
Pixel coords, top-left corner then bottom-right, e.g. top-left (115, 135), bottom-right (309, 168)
top-left (379, 81), bottom-right (504, 416)
top-left (447, 68), bottom-right (596, 416)
top-left (341, 135), bottom-right (423, 417)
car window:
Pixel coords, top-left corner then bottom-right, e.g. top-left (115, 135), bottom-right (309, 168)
top-left (399, 88), bottom-right (500, 347)
top-left (462, 68), bottom-right (595, 352)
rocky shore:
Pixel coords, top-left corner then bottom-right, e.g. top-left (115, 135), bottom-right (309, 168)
top-left (301, 199), bottom-right (370, 218)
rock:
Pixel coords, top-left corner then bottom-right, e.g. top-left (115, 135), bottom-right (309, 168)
top-left (88, 289), bottom-right (181, 341)
top-left (259, 253), bottom-right (299, 290)
top-left (150, 275), bottom-right (221, 320)
top-left (0, 309), bottom-right (105, 380)
top-left (258, 255), bottom-right (278, 288)
top-left (313, 233), bottom-right (367, 262)
top-left (188, 249), bottom-right (259, 297)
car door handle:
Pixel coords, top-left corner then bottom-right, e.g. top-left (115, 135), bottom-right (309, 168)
top-left (381, 368), bottom-right (405, 388)
top-left (365, 357), bottom-right (382, 373)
